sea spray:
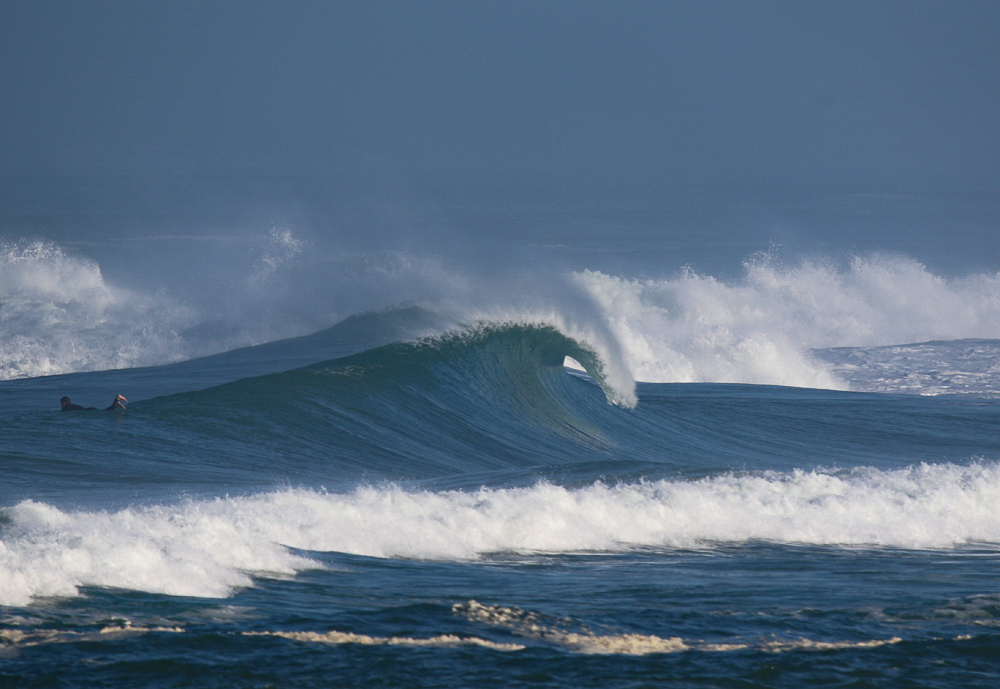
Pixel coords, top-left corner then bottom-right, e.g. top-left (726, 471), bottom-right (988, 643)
top-left (7, 237), bottom-right (1000, 397)
top-left (573, 253), bottom-right (1000, 388)
top-left (0, 240), bottom-right (196, 379)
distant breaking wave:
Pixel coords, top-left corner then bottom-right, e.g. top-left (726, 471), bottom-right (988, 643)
top-left (6, 237), bottom-right (1000, 395)
top-left (0, 240), bottom-right (197, 379)
top-left (573, 253), bottom-right (1000, 392)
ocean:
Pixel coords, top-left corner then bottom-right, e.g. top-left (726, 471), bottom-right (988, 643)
top-left (2, 181), bottom-right (1000, 688)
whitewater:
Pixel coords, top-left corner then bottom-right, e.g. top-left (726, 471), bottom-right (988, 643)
top-left (3, 227), bottom-right (1000, 688)
top-left (6, 236), bottom-right (1000, 395)
top-left (5, 461), bottom-right (1000, 608)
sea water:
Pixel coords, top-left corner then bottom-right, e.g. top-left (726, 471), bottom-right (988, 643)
top-left (2, 180), bottom-right (1000, 687)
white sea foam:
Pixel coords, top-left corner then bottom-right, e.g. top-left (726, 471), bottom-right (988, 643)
top-left (0, 612), bottom-right (921, 658)
top-left (0, 613), bottom-right (925, 658)
top-left (0, 624), bottom-right (186, 658)
top-left (454, 600), bottom-right (690, 654)
top-left (244, 629), bottom-right (524, 651)
top-left (2, 462), bottom-right (999, 606)
top-left (573, 254), bottom-right (1000, 392)
top-left (0, 240), bottom-right (197, 379)
top-left (5, 235), bottom-right (1000, 395)
top-left (453, 601), bottom-right (909, 655)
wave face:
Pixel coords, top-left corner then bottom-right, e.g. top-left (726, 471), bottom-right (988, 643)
top-left (124, 323), bottom-right (630, 485)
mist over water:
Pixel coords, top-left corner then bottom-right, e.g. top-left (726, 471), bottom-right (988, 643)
top-left (4, 188), bottom-right (1000, 397)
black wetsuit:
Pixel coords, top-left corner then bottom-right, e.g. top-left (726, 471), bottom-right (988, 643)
top-left (61, 396), bottom-right (126, 411)
top-left (61, 401), bottom-right (90, 411)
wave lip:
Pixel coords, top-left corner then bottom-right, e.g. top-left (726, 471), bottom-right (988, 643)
top-left (382, 321), bottom-right (636, 408)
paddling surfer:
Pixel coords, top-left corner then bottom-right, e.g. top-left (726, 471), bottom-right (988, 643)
top-left (60, 394), bottom-right (127, 411)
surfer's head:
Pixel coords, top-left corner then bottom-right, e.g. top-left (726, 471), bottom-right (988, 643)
top-left (60, 396), bottom-right (71, 408)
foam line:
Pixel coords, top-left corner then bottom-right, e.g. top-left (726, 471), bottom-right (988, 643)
top-left (453, 601), bottom-right (907, 655)
top-left (2, 462), bottom-right (998, 606)
top-left (243, 630), bottom-right (524, 651)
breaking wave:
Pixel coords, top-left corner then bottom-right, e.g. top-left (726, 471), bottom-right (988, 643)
top-left (3, 462), bottom-right (998, 607)
top-left (574, 253), bottom-right (1000, 391)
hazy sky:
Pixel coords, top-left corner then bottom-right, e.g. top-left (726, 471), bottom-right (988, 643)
top-left (2, 0), bottom-right (998, 190)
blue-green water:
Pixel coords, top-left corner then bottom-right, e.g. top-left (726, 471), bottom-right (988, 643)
top-left (4, 1), bottom-right (1000, 682)
top-left (3, 176), bottom-right (1000, 686)
top-left (3, 305), bottom-right (1000, 687)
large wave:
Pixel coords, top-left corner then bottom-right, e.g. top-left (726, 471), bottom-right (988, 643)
top-left (3, 462), bottom-right (998, 606)
top-left (136, 322), bottom-right (633, 484)
top-left (6, 234), bottom-right (1000, 395)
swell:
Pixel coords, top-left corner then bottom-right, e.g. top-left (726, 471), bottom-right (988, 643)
top-left (139, 322), bottom-right (631, 481)
top-left (11, 327), bottom-right (1000, 506)
top-left (8, 347), bottom-right (1000, 511)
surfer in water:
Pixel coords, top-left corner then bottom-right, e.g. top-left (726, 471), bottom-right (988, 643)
top-left (60, 394), bottom-right (127, 411)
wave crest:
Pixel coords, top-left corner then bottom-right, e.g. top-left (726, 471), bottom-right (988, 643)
top-left (574, 253), bottom-right (1000, 391)
top-left (0, 240), bottom-right (196, 379)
